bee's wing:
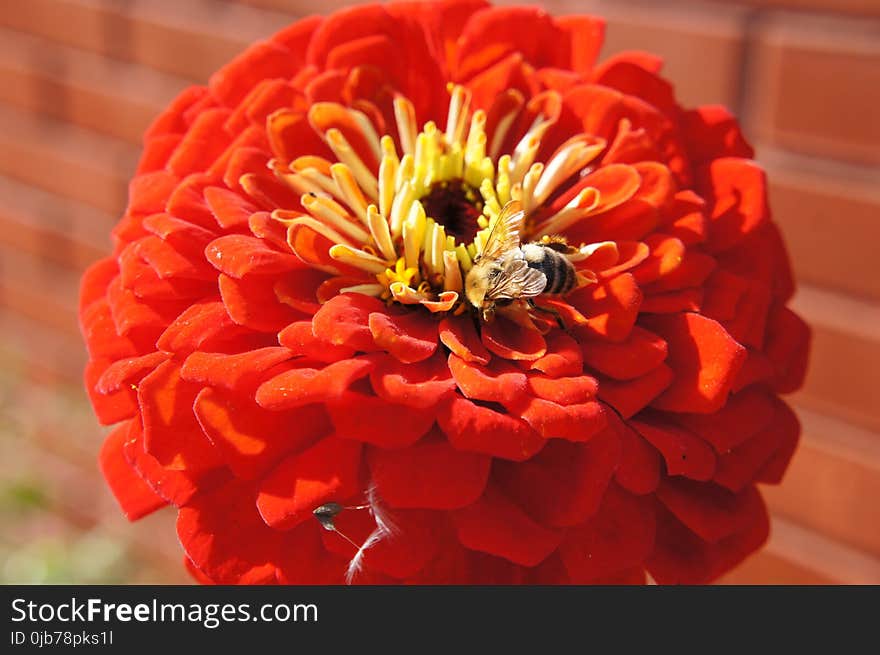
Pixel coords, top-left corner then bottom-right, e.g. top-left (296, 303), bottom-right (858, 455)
top-left (485, 257), bottom-right (547, 301)
top-left (479, 200), bottom-right (525, 261)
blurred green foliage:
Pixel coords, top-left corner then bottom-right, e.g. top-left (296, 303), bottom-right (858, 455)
top-left (0, 352), bottom-right (188, 584)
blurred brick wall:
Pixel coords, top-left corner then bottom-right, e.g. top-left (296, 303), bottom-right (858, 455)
top-left (0, 0), bottom-right (877, 583)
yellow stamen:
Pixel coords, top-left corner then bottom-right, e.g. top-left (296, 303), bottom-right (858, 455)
top-left (367, 204), bottom-right (397, 261)
top-left (329, 244), bottom-right (389, 274)
top-left (325, 128), bottom-right (379, 200)
top-left (330, 163), bottom-right (369, 224)
top-left (393, 96), bottom-right (418, 156)
top-left (261, 83), bottom-right (608, 314)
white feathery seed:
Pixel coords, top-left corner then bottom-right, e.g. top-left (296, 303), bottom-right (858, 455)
top-left (344, 484), bottom-right (398, 584)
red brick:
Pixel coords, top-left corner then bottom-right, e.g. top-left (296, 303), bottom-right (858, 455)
top-left (712, 0), bottom-right (880, 19)
top-left (764, 407), bottom-right (880, 558)
top-left (0, 175), bottom-right (113, 271)
top-left (0, 27), bottom-right (189, 144)
top-left (791, 285), bottom-right (880, 434)
top-left (745, 12), bottom-right (880, 165)
top-left (717, 550), bottom-right (835, 584)
top-left (718, 515), bottom-right (880, 584)
top-left (0, 245), bottom-right (81, 336)
top-left (0, 310), bottom-right (86, 383)
top-left (759, 147), bottom-right (880, 301)
top-left (0, 0), bottom-right (290, 82)
top-left (509, 0), bottom-right (749, 109)
top-left (0, 104), bottom-right (138, 215)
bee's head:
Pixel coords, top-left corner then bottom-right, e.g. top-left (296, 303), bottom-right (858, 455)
top-left (464, 260), bottom-right (492, 311)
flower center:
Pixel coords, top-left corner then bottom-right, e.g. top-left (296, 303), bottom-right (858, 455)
top-left (419, 180), bottom-right (483, 244)
top-left (262, 84), bottom-right (611, 316)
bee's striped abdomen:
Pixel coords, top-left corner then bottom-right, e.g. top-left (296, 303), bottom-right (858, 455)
top-left (522, 243), bottom-right (577, 296)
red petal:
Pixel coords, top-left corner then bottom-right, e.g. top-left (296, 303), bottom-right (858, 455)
top-left (570, 273), bottom-right (642, 342)
top-left (596, 240), bottom-right (650, 278)
top-left (219, 273), bottom-right (304, 333)
top-left (204, 186), bottom-right (259, 229)
top-left (138, 360), bottom-right (225, 473)
top-left (167, 109), bottom-right (233, 177)
top-left (648, 498), bottom-right (769, 584)
top-left (631, 234), bottom-right (686, 285)
top-left (209, 40), bottom-right (301, 106)
top-left (511, 396), bottom-right (607, 442)
top-left (141, 213), bottom-right (216, 254)
top-left (640, 288), bottom-right (703, 314)
top-left (481, 315), bottom-right (547, 361)
top-left (447, 353), bottom-right (528, 404)
top-left (194, 387), bottom-right (330, 480)
top-left (674, 388), bottom-right (777, 453)
top-left (256, 436), bottom-right (362, 530)
top-left (368, 309), bottom-right (438, 363)
top-left (178, 480), bottom-right (280, 584)
top-left (278, 321), bottom-right (356, 363)
top-left (144, 85), bottom-right (208, 139)
top-left (368, 351), bottom-right (456, 409)
top-left (643, 313), bottom-right (746, 414)
top-left (561, 164), bottom-right (642, 231)
top-left (274, 269), bottom-right (330, 315)
top-left (267, 109), bottom-right (333, 162)
top-left (661, 189), bottom-right (708, 245)
top-left (456, 6), bottom-right (569, 77)
top-left (95, 351), bottom-right (169, 395)
top-left (106, 275), bottom-right (187, 341)
top-left (99, 422), bottom-right (167, 520)
top-left (698, 158), bottom-right (769, 253)
top-left (438, 314), bottom-right (491, 365)
top-left (763, 306), bottom-right (811, 393)
top-left (610, 412), bottom-right (662, 495)
top-left (255, 358), bottom-right (374, 410)
top-left (682, 105), bottom-right (754, 165)
top-left (656, 478), bottom-right (766, 543)
top-left (581, 325), bottom-right (667, 380)
top-left (526, 332), bottom-right (582, 377)
top-left (643, 251), bottom-right (716, 293)
top-left (308, 102), bottom-right (380, 172)
top-left (206, 235), bottom-right (303, 278)
top-left (494, 428), bottom-right (621, 527)
top-left (275, 522), bottom-right (348, 585)
top-left (79, 257), bottom-right (117, 313)
top-left (632, 416), bottom-right (716, 481)
top-left (156, 299), bottom-right (241, 355)
top-left (326, 391), bottom-right (435, 448)
top-left (715, 398), bottom-right (799, 492)
top-left (324, 508), bottom-right (441, 581)
top-left (438, 396), bottom-right (545, 462)
top-left (367, 431), bottom-right (491, 510)
top-left (526, 373), bottom-right (598, 405)
top-left (558, 14), bottom-right (605, 73)
top-left (756, 406), bottom-right (801, 485)
top-left (311, 293), bottom-right (385, 352)
top-left (85, 358), bottom-right (138, 425)
top-left (454, 484), bottom-right (563, 567)
top-left (122, 421), bottom-right (224, 507)
top-left (595, 364), bottom-right (674, 418)
top-left (592, 58), bottom-right (676, 117)
top-left (81, 297), bottom-right (138, 361)
top-left (180, 347), bottom-right (293, 392)
top-left (127, 170), bottom-right (178, 217)
top-left (558, 485), bottom-right (655, 582)
top-left (163, 172), bottom-right (217, 230)
top-left (357, 510), bottom-right (442, 580)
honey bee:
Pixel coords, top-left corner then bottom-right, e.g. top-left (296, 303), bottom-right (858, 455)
top-left (465, 200), bottom-right (582, 323)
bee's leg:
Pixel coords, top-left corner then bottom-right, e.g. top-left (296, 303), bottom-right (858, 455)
top-left (526, 299), bottom-right (571, 334)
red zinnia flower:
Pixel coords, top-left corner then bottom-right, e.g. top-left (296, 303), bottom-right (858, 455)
top-left (82, 0), bottom-right (810, 584)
